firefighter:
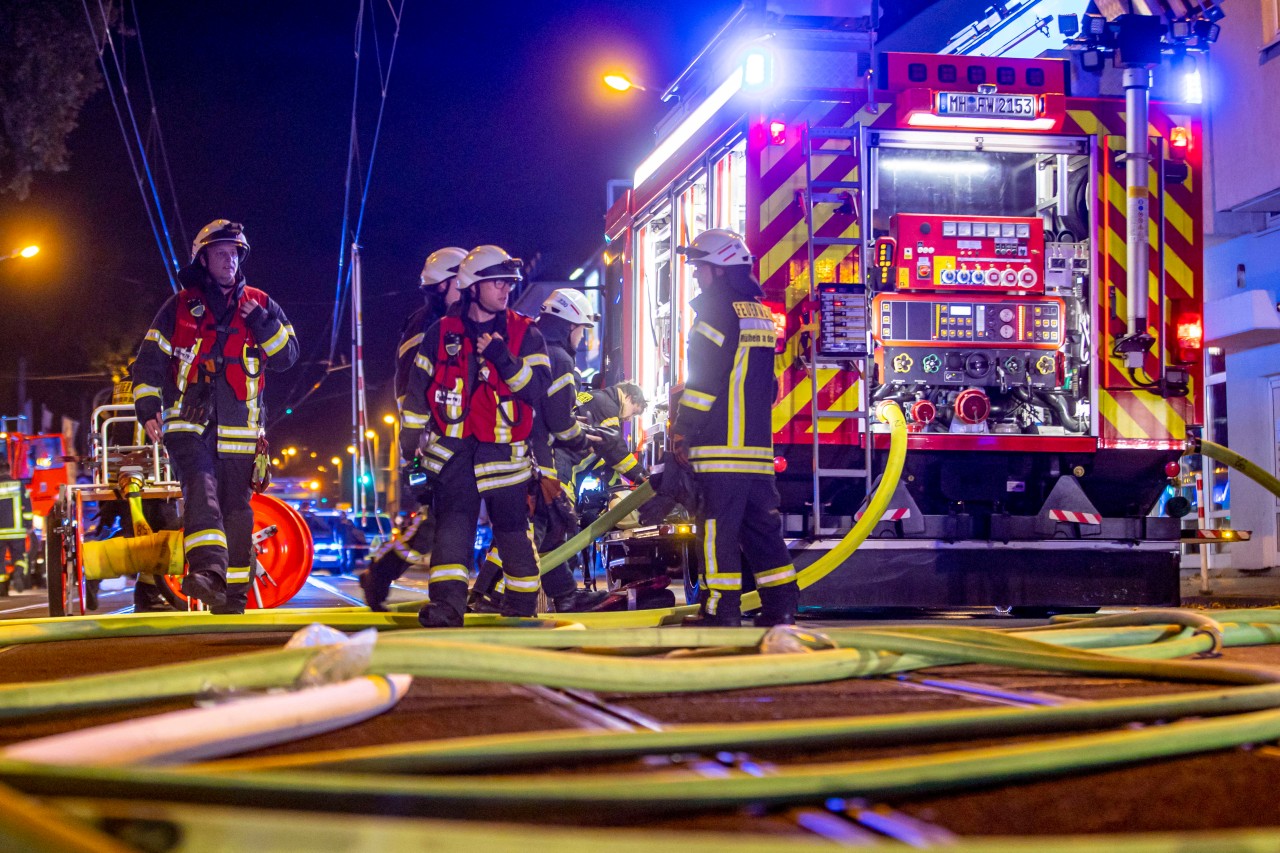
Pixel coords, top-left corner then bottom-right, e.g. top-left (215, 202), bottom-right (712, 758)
top-left (400, 244), bottom-right (551, 627)
top-left (671, 228), bottom-right (798, 627)
top-left (360, 246), bottom-right (466, 611)
top-left (132, 220), bottom-right (299, 614)
top-left (474, 288), bottom-right (607, 612)
top-left (0, 457), bottom-right (29, 596)
top-left (565, 381), bottom-right (648, 496)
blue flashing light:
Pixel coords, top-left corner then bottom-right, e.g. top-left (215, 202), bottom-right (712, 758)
top-left (742, 48), bottom-right (773, 90)
top-left (1183, 67), bottom-right (1203, 105)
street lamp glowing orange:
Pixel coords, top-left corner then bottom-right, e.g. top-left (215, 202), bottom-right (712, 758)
top-left (285, 446), bottom-right (297, 457)
top-left (2, 245), bottom-right (39, 261)
top-left (604, 73), bottom-right (646, 92)
top-left (309, 480), bottom-right (321, 491)
top-left (331, 457), bottom-right (341, 466)
top-left (382, 414), bottom-right (396, 425)
top-left (364, 429), bottom-right (376, 440)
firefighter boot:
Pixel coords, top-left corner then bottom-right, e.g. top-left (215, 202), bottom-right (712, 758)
top-left (359, 550), bottom-right (406, 612)
top-left (682, 592), bottom-right (743, 627)
top-left (418, 580), bottom-right (467, 628)
top-left (467, 555), bottom-right (503, 612)
top-left (753, 582), bottom-right (799, 627)
top-left (181, 568), bottom-right (227, 609)
top-left (212, 583), bottom-right (249, 615)
top-left (134, 579), bottom-right (176, 613)
top-left (552, 589), bottom-right (612, 612)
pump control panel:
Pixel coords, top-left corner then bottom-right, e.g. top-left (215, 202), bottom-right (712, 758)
top-left (872, 294), bottom-right (1064, 349)
top-left (891, 213), bottom-right (1045, 293)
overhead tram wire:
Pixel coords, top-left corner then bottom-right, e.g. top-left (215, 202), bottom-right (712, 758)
top-left (278, 0), bottom-right (406, 427)
top-left (128, 0), bottom-right (190, 250)
top-left (326, 0), bottom-right (406, 364)
top-left (82, 0), bottom-right (184, 291)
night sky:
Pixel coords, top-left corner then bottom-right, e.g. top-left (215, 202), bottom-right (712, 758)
top-left (0, 0), bottom-right (739, 458)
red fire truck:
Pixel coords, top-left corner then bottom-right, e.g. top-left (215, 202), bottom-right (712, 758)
top-left (601, 7), bottom-right (1202, 611)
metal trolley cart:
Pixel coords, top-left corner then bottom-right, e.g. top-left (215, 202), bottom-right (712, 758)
top-left (43, 404), bottom-right (313, 616)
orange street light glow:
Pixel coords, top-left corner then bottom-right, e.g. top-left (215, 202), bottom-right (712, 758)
top-left (383, 414), bottom-right (396, 425)
top-left (604, 74), bottom-right (645, 92)
top-left (19, 246), bottom-right (38, 258)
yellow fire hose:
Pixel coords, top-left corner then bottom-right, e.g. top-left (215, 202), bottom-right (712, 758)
top-left (4, 610), bottom-right (1280, 843)
top-left (15, 411), bottom-right (1280, 845)
top-left (1192, 436), bottom-right (1280, 499)
top-left (46, 798), bottom-right (1280, 853)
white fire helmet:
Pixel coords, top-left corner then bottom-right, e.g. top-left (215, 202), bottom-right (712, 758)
top-left (676, 228), bottom-right (752, 267)
top-left (456, 245), bottom-right (524, 290)
top-left (540, 288), bottom-right (597, 327)
top-left (191, 219), bottom-right (250, 262)
top-left (420, 246), bottom-right (467, 288)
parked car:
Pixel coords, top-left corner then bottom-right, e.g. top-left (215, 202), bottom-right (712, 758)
top-left (301, 509), bottom-right (392, 574)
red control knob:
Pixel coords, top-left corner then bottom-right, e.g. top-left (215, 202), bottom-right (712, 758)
top-left (954, 387), bottom-right (991, 425)
top-left (1164, 461), bottom-right (1181, 478)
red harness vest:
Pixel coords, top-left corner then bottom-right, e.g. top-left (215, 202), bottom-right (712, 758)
top-left (170, 286), bottom-right (269, 402)
top-left (428, 311), bottom-right (533, 442)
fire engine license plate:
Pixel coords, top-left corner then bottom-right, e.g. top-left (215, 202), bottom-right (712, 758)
top-left (936, 92), bottom-right (1037, 119)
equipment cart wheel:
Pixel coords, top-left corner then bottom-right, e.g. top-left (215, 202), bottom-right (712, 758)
top-left (162, 493), bottom-right (313, 610)
top-left (45, 503), bottom-right (82, 617)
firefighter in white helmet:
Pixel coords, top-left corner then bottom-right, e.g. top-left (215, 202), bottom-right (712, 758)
top-left (399, 245), bottom-right (551, 626)
top-left (359, 246), bottom-right (467, 611)
top-left (132, 219), bottom-right (299, 613)
top-left (672, 228), bottom-right (798, 626)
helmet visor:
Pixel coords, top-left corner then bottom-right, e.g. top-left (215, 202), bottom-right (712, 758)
top-left (473, 258), bottom-right (524, 282)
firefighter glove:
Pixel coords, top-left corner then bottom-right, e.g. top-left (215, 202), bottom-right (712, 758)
top-left (670, 431), bottom-right (691, 468)
top-left (539, 476), bottom-right (564, 506)
top-left (478, 333), bottom-right (514, 367)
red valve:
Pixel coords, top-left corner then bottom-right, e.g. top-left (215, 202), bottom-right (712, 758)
top-left (910, 399), bottom-right (937, 430)
top-left (774, 456), bottom-right (788, 473)
top-left (1164, 461), bottom-right (1182, 478)
top-left (954, 387), bottom-right (991, 425)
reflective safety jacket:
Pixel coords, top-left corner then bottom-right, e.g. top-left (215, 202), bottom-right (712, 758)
top-left (671, 277), bottom-right (779, 476)
top-left (400, 308), bottom-right (550, 457)
top-left (132, 265), bottom-right (299, 455)
top-left (559, 387), bottom-right (644, 491)
top-left (394, 294), bottom-right (447, 412)
top-left (529, 317), bottom-right (588, 482)
top-left (0, 479), bottom-right (30, 540)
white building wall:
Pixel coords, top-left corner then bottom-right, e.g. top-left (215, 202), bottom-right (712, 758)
top-left (1204, 0), bottom-right (1280, 569)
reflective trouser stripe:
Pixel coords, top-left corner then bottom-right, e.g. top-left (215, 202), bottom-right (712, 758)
top-left (226, 565), bottom-right (252, 582)
top-left (429, 563), bottom-right (469, 584)
top-left (184, 530), bottom-right (228, 552)
top-left (503, 573), bottom-right (540, 593)
top-left (755, 564), bottom-right (796, 588)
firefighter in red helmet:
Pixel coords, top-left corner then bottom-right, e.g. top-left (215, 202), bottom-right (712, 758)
top-left (399, 244), bottom-right (551, 627)
top-left (672, 229), bottom-right (798, 627)
top-left (132, 219), bottom-right (299, 613)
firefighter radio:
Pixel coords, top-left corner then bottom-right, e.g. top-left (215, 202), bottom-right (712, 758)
top-left (892, 213), bottom-right (1045, 293)
top-left (817, 283), bottom-right (868, 357)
